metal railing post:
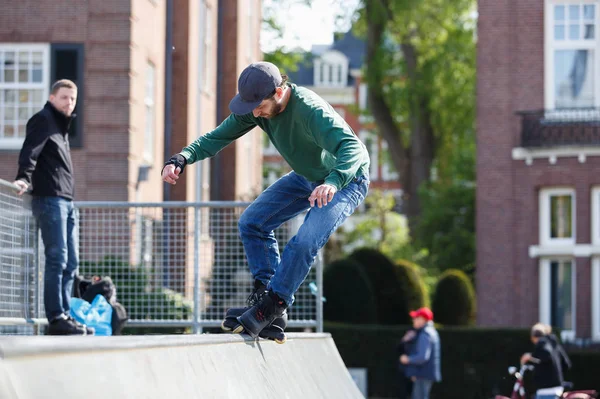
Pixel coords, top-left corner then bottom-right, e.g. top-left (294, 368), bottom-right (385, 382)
top-left (192, 206), bottom-right (202, 334)
top-left (316, 249), bottom-right (324, 333)
top-left (23, 211), bottom-right (31, 321)
top-left (34, 227), bottom-right (42, 335)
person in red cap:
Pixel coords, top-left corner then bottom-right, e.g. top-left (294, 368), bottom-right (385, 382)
top-left (400, 307), bottom-right (441, 399)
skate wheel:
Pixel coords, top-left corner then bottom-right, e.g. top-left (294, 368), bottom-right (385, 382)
top-left (221, 317), bottom-right (243, 333)
top-left (274, 335), bottom-right (287, 344)
top-left (232, 324), bottom-right (245, 334)
top-left (220, 320), bottom-right (231, 332)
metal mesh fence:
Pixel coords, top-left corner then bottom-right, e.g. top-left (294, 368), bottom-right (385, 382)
top-left (76, 202), bottom-right (321, 332)
top-left (0, 190), bottom-right (323, 334)
top-left (0, 324), bottom-right (36, 335)
top-left (0, 180), bottom-right (41, 334)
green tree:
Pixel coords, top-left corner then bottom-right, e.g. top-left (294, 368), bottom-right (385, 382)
top-left (336, 189), bottom-right (427, 263)
top-left (415, 145), bottom-right (476, 277)
top-left (394, 259), bottom-right (429, 316)
top-left (432, 269), bottom-right (476, 326)
top-left (261, 0), bottom-right (310, 72)
top-left (355, 0), bottom-right (476, 233)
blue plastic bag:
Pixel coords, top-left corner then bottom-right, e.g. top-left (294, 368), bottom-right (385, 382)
top-left (70, 294), bottom-right (113, 336)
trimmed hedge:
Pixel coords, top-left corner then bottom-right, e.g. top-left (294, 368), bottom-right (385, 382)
top-left (396, 259), bottom-right (430, 309)
top-left (325, 322), bottom-right (600, 399)
top-left (349, 248), bottom-right (404, 324)
top-left (349, 249), bottom-right (427, 325)
top-left (323, 258), bottom-right (378, 324)
top-left (565, 351), bottom-right (600, 395)
top-left (432, 269), bottom-right (476, 326)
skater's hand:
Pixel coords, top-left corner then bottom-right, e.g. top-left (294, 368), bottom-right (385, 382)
top-left (309, 184), bottom-right (337, 208)
top-left (520, 353), bottom-right (532, 365)
top-left (162, 164), bottom-right (181, 185)
top-left (12, 180), bottom-right (28, 195)
top-left (400, 354), bottom-right (410, 365)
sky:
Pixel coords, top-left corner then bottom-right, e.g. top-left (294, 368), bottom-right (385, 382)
top-left (260, 0), bottom-right (361, 53)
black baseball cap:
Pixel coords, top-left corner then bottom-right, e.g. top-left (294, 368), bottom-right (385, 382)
top-left (229, 62), bottom-right (283, 115)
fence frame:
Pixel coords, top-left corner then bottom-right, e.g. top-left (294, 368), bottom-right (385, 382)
top-left (0, 182), bottom-right (324, 334)
top-left (0, 180), bottom-right (45, 333)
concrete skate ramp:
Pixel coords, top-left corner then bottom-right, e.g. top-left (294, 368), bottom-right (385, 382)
top-left (0, 332), bottom-right (363, 399)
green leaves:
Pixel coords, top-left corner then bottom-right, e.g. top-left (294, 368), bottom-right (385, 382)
top-left (415, 170), bottom-right (476, 276)
top-left (357, 0), bottom-right (476, 272)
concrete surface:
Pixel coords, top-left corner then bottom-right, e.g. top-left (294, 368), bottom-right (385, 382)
top-left (0, 333), bottom-right (363, 399)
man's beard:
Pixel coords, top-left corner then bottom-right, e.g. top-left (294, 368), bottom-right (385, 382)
top-left (264, 102), bottom-right (282, 119)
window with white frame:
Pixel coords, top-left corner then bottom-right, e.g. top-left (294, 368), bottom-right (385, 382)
top-left (359, 130), bottom-right (379, 180)
top-left (545, 1), bottom-right (599, 109)
top-left (143, 62), bottom-right (155, 163)
top-left (313, 51), bottom-right (348, 87)
top-left (359, 83), bottom-right (368, 110)
top-left (539, 258), bottom-right (576, 339)
top-left (539, 188), bottom-right (576, 246)
top-left (593, 187), bottom-right (600, 341)
top-left (592, 186), bottom-right (600, 245)
top-left (0, 44), bottom-right (50, 149)
top-left (592, 257), bottom-right (600, 340)
top-left (381, 140), bottom-right (399, 181)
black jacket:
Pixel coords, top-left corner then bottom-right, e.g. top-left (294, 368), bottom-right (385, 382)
top-left (15, 102), bottom-right (75, 200)
top-left (530, 335), bottom-right (571, 390)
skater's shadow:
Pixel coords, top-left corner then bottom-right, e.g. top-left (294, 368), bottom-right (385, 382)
top-left (243, 336), bottom-right (266, 361)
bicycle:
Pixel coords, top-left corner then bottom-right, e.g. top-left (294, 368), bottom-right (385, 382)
top-left (494, 364), bottom-right (598, 399)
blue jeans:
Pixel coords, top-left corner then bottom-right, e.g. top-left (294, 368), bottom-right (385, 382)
top-left (238, 171), bottom-right (369, 305)
top-left (411, 379), bottom-right (433, 399)
top-left (31, 196), bottom-right (79, 322)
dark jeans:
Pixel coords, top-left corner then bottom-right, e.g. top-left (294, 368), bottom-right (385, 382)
top-left (31, 196), bottom-right (79, 322)
top-left (411, 379), bottom-right (433, 399)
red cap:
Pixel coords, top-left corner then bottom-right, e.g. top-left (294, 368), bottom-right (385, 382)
top-left (409, 307), bottom-right (434, 321)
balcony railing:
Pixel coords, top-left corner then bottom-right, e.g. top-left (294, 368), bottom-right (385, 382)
top-left (517, 108), bottom-right (600, 148)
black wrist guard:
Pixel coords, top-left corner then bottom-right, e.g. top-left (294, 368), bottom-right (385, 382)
top-left (162, 153), bottom-right (187, 175)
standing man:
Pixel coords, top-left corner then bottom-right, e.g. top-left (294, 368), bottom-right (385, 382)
top-left (13, 79), bottom-right (92, 335)
top-left (400, 307), bottom-right (442, 399)
top-left (162, 62), bottom-right (370, 339)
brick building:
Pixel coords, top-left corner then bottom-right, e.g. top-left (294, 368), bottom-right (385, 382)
top-left (477, 0), bottom-right (600, 341)
top-left (0, 0), bottom-right (167, 202)
top-left (169, 0), bottom-right (263, 203)
top-left (0, 0), bottom-right (263, 203)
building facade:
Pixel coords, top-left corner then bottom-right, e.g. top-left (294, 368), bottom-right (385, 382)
top-left (0, 0), bottom-right (263, 204)
top-left (0, 0), bottom-right (167, 202)
top-left (477, 0), bottom-right (600, 341)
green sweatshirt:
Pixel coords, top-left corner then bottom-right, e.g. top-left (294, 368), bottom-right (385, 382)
top-left (179, 84), bottom-right (370, 190)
